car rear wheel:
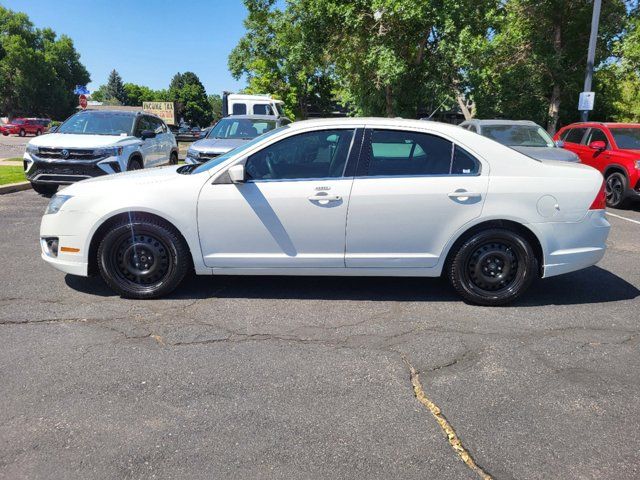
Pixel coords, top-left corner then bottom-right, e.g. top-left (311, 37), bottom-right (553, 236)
top-left (605, 171), bottom-right (630, 209)
top-left (97, 218), bottom-right (190, 299)
top-left (448, 228), bottom-right (537, 306)
top-left (30, 182), bottom-right (58, 196)
top-left (19, 129), bottom-right (26, 137)
top-left (170, 152), bottom-right (178, 165)
top-left (35, 129), bottom-right (42, 136)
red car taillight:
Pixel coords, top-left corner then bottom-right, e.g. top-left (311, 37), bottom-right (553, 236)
top-left (589, 181), bottom-right (606, 210)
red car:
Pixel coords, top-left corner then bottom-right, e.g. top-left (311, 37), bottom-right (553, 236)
top-left (554, 122), bottom-right (640, 208)
top-left (0, 118), bottom-right (50, 137)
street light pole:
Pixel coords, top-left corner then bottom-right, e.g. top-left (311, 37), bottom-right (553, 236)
top-left (581, 0), bottom-right (602, 122)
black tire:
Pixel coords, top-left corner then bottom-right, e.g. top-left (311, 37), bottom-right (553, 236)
top-left (19, 129), bottom-right (26, 137)
top-left (30, 182), bottom-right (58, 196)
top-left (35, 129), bottom-right (42, 136)
top-left (97, 218), bottom-right (190, 299)
top-left (128, 158), bottom-right (143, 171)
top-left (169, 151), bottom-right (178, 165)
top-left (448, 228), bottom-right (537, 306)
top-left (605, 171), bottom-right (630, 209)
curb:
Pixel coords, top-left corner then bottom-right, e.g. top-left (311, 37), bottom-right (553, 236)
top-left (0, 181), bottom-right (31, 195)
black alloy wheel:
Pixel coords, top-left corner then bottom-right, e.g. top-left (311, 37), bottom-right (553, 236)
top-left (97, 219), bottom-right (190, 299)
top-left (128, 158), bottom-right (143, 171)
top-left (30, 182), bottom-right (58, 196)
top-left (448, 228), bottom-right (537, 306)
top-left (605, 171), bottom-right (629, 209)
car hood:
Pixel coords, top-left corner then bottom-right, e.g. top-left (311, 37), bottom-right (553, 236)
top-left (28, 133), bottom-right (138, 148)
top-left (190, 138), bottom-right (248, 154)
top-left (511, 146), bottom-right (579, 162)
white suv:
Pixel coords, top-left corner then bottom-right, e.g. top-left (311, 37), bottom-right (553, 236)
top-left (24, 110), bottom-right (178, 195)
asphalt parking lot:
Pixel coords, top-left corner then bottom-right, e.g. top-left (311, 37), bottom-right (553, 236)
top-left (0, 190), bottom-right (639, 479)
top-left (0, 134), bottom-right (30, 159)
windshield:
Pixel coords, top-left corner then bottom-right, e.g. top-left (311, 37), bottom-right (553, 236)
top-left (482, 125), bottom-right (554, 148)
top-left (206, 118), bottom-right (277, 140)
top-left (193, 126), bottom-right (288, 174)
top-left (57, 112), bottom-right (135, 135)
top-left (609, 128), bottom-right (640, 150)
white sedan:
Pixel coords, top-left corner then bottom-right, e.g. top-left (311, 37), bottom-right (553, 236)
top-left (40, 118), bottom-right (610, 306)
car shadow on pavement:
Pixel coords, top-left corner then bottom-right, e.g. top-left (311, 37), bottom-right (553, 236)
top-left (65, 265), bottom-right (638, 306)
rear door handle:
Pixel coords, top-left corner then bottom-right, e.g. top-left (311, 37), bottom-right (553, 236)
top-left (308, 194), bottom-right (342, 202)
top-left (448, 191), bottom-right (481, 199)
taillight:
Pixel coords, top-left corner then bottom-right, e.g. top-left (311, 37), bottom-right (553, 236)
top-left (589, 181), bottom-right (606, 210)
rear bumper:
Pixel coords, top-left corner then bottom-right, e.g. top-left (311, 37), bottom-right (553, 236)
top-left (535, 210), bottom-right (611, 278)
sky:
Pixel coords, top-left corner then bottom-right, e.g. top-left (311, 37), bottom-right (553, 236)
top-left (1, 0), bottom-right (248, 95)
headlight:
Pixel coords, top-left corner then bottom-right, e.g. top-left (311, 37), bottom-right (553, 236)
top-left (94, 146), bottom-right (123, 158)
top-left (186, 149), bottom-right (200, 159)
top-left (45, 194), bottom-right (72, 215)
top-left (635, 160), bottom-right (640, 170)
top-left (26, 144), bottom-right (39, 156)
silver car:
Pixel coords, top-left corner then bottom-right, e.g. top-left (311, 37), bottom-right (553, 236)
top-left (185, 115), bottom-right (291, 164)
top-left (459, 119), bottom-right (579, 162)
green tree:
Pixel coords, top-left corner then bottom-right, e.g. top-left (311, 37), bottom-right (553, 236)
top-left (468, 0), bottom-right (627, 133)
top-left (168, 71), bottom-right (212, 126)
top-left (208, 94), bottom-right (223, 121)
top-left (104, 69), bottom-right (127, 105)
top-left (0, 6), bottom-right (90, 119)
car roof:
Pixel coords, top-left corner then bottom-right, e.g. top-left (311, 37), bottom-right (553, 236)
top-left (461, 119), bottom-right (540, 126)
top-left (79, 109), bottom-right (140, 116)
top-left (221, 115), bottom-right (282, 121)
top-left (287, 117), bottom-right (484, 136)
top-left (560, 122), bottom-right (640, 129)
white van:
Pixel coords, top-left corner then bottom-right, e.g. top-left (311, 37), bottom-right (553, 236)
top-left (222, 92), bottom-right (285, 118)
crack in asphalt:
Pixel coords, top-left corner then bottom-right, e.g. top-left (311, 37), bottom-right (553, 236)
top-left (403, 356), bottom-right (492, 480)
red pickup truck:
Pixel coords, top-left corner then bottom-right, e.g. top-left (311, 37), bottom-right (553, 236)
top-left (0, 118), bottom-right (50, 137)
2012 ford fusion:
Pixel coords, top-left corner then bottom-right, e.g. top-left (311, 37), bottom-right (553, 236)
top-left (40, 118), bottom-right (610, 305)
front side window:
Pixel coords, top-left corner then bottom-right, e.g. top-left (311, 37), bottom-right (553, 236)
top-left (57, 112), bottom-right (135, 136)
top-left (609, 128), bottom-right (640, 150)
top-left (365, 129), bottom-right (479, 176)
top-left (232, 103), bottom-right (247, 115)
top-left (585, 128), bottom-right (609, 148)
top-left (482, 125), bottom-right (554, 147)
top-left (253, 104), bottom-right (272, 115)
top-left (245, 129), bottom-right (355, 180)
top-left (565, 128), bottom-right (587, 144)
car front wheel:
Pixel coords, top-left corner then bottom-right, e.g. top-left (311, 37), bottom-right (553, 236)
top-left (605, 171), bottom-right (630, 209)
top-left (30, 182), bottom-right (58, 196)
top-left (19, 129), bottom-right (26, 137)
top-left (97, 218), bottom-right (191, 299)
top-left (448, 228), bottom-right (537, 306)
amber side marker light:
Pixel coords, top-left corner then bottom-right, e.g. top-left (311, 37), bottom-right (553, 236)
top-left (60, 247), bottom-right (80, 253)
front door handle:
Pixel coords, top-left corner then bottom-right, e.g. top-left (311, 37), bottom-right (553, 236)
top-left (448, 191), bottom-right (481, 199)
top-left (308, 194), bottom-right (342, 202)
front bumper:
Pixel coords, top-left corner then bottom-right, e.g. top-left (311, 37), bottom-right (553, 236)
top-left (535, 210), bottom-right (611, 278)
top-left (24, 153), bottom-right (121, 185)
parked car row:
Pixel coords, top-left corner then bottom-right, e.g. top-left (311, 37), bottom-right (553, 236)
top-left (1, 118), bottom-right (51, 136)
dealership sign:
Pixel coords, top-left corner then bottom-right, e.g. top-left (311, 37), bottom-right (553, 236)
top-left (142, 102), bottom-right (176, 125)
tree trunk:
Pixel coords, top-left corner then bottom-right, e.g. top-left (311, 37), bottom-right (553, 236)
top-left (385, 85), bottom-right (394, 117)
top-left (456, 93), bottom-right (472, 121)
top-left (547, 83), bottom-right (561, 135)
top-left (547, 21), bottom-right (563, 135)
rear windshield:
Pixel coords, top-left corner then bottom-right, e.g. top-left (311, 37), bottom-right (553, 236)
top-left (482, 125), bottom-right (554, 147)
top-left (609, 128), bottom-right (640, 150)
top-left (57, 112), bottom-right (135, 136)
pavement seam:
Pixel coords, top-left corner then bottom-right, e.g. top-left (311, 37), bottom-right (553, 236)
top-left (403, 356), bottom-right (492, 480)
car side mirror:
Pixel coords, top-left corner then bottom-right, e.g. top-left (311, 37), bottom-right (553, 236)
top-left (554, 140), bottom-right (565, 148)
top-left (589, 140), bottom-right (606, 151)
top-left (228, 164), bottom-right (246, 184)
top-left (141, 129), bottom-right (156, 139)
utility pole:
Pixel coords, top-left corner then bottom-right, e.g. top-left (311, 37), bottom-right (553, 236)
top-left (581, 0), bottom-right (602, 122)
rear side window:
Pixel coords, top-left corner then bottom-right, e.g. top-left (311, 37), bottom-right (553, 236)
top-left (364, 129), bottom-right (479, 177)
top-left (564, 128), bottom-right (587, 144)
top-left (232, 103), bottom-right (247, 115)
